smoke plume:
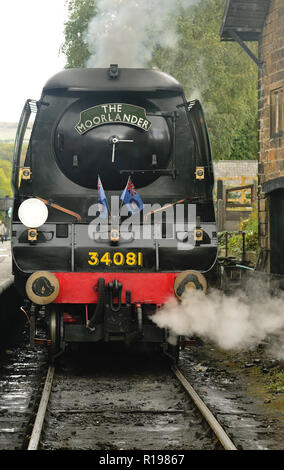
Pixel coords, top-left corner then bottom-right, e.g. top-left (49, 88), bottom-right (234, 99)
top-left (152, 276), bottom-right (284, 358)
top-left (84, 0), bottom-right (198, 68)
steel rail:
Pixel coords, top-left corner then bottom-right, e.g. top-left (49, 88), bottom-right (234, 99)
top-left (171, 364), bottom-right (237, 450)
top-left (27, 366), bottom-right (55, 450)
top-left (27, 361), bottom-right (237, 450)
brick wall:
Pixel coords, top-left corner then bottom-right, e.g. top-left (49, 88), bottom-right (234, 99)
top-left (258, 0), bottom-right (284, 268)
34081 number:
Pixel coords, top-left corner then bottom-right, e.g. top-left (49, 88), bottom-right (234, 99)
top-left (88, 251), bottom-right (143, 267)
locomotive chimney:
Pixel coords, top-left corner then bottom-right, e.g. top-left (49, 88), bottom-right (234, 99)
top-left (108, 64), bottom-right (119, 80)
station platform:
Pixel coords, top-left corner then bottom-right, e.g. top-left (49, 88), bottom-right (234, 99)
top-left (0, 241), bottom-right (24, 351)
top-left (0, 241), bottom-right (13, 292)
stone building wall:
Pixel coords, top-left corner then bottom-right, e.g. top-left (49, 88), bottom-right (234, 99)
top-left (214, 160), bottom-right (258, 179)
top-left (258, 0), bottom-right (284, 267)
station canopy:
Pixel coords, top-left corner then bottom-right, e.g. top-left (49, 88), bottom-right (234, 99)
top-left (220, 0), bottom-right (270, 41)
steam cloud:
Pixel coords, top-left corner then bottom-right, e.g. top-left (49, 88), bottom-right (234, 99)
top-left (152, 277), bottom-right (284, 358)
top-left (84, 0), bottom-right (198, 68)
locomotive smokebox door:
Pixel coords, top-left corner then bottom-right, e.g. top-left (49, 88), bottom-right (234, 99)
top-left (54, 99), bottom-right (171, 190)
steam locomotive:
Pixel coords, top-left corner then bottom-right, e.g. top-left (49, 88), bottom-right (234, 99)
top-left (12, 66), bottom-right (217, 362)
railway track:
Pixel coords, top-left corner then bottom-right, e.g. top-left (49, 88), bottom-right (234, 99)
top-left (0, 336), bottom-right (47, 450)
top-left (26, 348), bottom-right (237, 451)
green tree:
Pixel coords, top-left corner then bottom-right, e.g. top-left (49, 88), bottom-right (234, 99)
top-left (151, 0), bottom-right (258, 161)
top-left (61, 0), bottom-right (96, 68)
top-left (0, 143), bottom-right (27, 196)
top-left (230, 116), bottom-right (258, 160)
top-left (0, 160), bottom-right (12, 197)
top-left (0, 142), bottom-right (14, 162)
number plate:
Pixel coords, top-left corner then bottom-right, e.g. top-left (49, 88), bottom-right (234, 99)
top-left (88, 251), bottom-right (143, 267)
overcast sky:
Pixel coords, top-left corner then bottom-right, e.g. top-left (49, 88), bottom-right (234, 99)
top-left (0, 0), bottom-right (68, 122)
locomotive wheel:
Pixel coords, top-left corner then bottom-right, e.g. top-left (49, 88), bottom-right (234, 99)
top-left (48, 306), bottom-right (63, 363)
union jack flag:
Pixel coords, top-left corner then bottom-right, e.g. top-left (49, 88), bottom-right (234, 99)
top-left (120, 177), bottom-right (143, 214)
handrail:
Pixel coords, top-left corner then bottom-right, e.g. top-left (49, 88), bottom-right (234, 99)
top-left (12, 101), bottom-right (31, 193)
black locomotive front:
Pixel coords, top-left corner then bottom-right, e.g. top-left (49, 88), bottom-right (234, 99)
top-left (12, 66), bottom-right (217, 361)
